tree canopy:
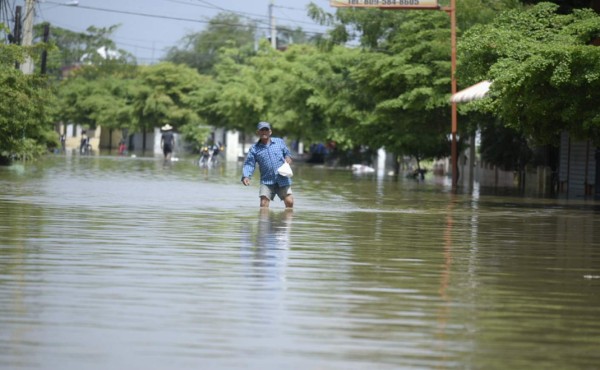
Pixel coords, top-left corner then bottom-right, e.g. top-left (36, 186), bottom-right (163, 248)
top-left (4, 0), bottom-right (600, 172)
top-left (459, 2), bottom-right (600, 145)
top-left (0, 33), bottom-right (57, 163)
top-left (164, 13), bottom-right (257, 75)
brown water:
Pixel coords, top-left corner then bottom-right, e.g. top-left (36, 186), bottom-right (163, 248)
top-left (1, 155), bottom-right (600, 370)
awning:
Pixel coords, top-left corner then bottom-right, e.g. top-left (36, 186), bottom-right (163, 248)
top-left (451, 80), bottom-right (492, 103)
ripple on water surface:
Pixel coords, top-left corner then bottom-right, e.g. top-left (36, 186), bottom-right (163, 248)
top-left (1, 156), bottom-right (600, 370)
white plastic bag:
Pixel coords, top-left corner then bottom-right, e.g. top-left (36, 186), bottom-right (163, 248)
top-left (277, 162), bottom-right (293, 177)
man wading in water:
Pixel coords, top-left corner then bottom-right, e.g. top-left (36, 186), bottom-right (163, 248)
top-left (241, 121), bottom-right (294, 209)
top-left (160, 124), bottom-right (175, 161)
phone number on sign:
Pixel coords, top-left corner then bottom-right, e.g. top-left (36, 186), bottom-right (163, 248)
top-left (345, 0), bottom-right (422, 5)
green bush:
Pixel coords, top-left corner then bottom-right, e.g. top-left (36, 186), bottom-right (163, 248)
top-left (0, 31), bottom-right (57, 165)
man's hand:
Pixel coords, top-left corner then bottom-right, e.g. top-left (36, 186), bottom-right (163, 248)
top-left (242, 177), bottom-right (250, 186)
top-left (285, 156), bottom-right (292, 164)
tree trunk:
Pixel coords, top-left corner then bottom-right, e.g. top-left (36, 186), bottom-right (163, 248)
top-left (393, 153), bottom-right (401, 175)
top-left (142, 127), bottom-right (147, 152)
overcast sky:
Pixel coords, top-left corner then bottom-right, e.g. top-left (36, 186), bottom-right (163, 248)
top-left (11, 0), bottom-right (333, 64)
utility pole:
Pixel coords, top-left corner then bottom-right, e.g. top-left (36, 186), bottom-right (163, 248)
top-left (446, 0), bottom-right (458, 189)
top-left (269, 0), bottom-right (276, 49)
top-left (12, 5), bottom-right (22, 69)
top-left (20, 0), bottom-right (35, 74)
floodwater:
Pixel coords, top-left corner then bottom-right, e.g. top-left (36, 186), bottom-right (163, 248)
top-left (1, 154), bottom-right (600, 370)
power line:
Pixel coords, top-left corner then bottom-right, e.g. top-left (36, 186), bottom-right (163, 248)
top-left (192, 0), bottom-right (227, 12)
top-left (44, 0), bottom-right (219, 24)
top-left (37, 0), bottom-right (329, 63)
top-left (187, 0), bottom-right (326, 33)
top-left (42, 0), bottom-right (325, 36)
top-left (274, 8), bottom-right (318, 28)
top-left (0, 0), bottom-right (16, 27)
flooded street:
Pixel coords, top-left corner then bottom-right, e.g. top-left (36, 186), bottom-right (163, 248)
top-left (2, 154), bottom-right (600, 370)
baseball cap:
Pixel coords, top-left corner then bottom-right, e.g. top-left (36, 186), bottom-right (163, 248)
top-left (257, 121), bottom-right (271, 130)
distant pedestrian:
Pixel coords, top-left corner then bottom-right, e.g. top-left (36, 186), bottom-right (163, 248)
top-left (160, 124), bottom-right (175, 161)
top-left (80, 130), bottom-right (90, 154)
top-left (241, 121), bottom-right (294, 208)
top-left (118, 138), bottom-right (126, 155)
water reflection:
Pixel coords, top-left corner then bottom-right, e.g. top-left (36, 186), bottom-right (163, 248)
top-left (241, 209), bottom-right (293, 287)
top-left (438, 197), bottom-right (454, 337)
top-left (2, 156), bottom-right (600, 370)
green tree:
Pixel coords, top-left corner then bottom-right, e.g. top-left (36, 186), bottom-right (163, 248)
top-left (459, 2), bottom-right (600, 145)
top-left (250, 43), bottom-right (330, 144)
top-left (0, 37), bottom-right (57, 163)
top-left (521, 0), bottom-right (600, 13)
top-left (207, 46), bottom-right (268, 135)
top-left (305, 0), bottom-right (523, 169)
top-left (55, 57), bottom-right (138, 138)
top-left (312, 8), bottom-right (457, 169)
top-left (275, 44), bottom-right (366, 151)
top-left (275, 25), bottom-right (318, 48)
top-left (130, 62), bottom-right (210, 150)
top-left (479, 118), bottom-right (533, 170)
top-left (207, 42), bottom-right (360, 150)
top-left (56, 76), bottom-right (98, 129)
top-left (165, 13), bottom-right (257, 75)
top-left (34, 24), bottom-right (135, 79)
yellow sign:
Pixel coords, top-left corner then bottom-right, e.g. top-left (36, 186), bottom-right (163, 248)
top-left (330, 0), bottom-right (439, 9)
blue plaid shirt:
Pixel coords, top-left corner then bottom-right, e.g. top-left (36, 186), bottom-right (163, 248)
top-left (242, 137), bottom-right (292, 186)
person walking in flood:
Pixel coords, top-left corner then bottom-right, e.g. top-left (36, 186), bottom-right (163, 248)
top-left (241, 121), bottom-right (294, 208)
top-left (160, 124), bottom-right (175, 161)
top-left (80, 130), bottom-right (90, 154)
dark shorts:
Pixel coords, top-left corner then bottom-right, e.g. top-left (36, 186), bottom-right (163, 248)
top-left (163, 144), bottom-right (173, 155)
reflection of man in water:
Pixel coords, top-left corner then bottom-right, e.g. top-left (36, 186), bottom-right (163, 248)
top-left (243, 209), bottom-right (293, 285)
top-left (257, 208), bottom-right (293, 250)
top-left (238, 209), bottom-right (293, 338)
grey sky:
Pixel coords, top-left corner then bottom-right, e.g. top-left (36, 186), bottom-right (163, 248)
top-left (12, 0), bottom-right (333, 64)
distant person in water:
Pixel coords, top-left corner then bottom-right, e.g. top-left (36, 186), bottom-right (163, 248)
top-left (241, 121), bottom-right (294, 209)
top-left (160, 124), bottom-right (175, 161)
top-left (80, 130), bottom-right (89, 154)
top-left (118, 138), bottom-right (126, 155)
